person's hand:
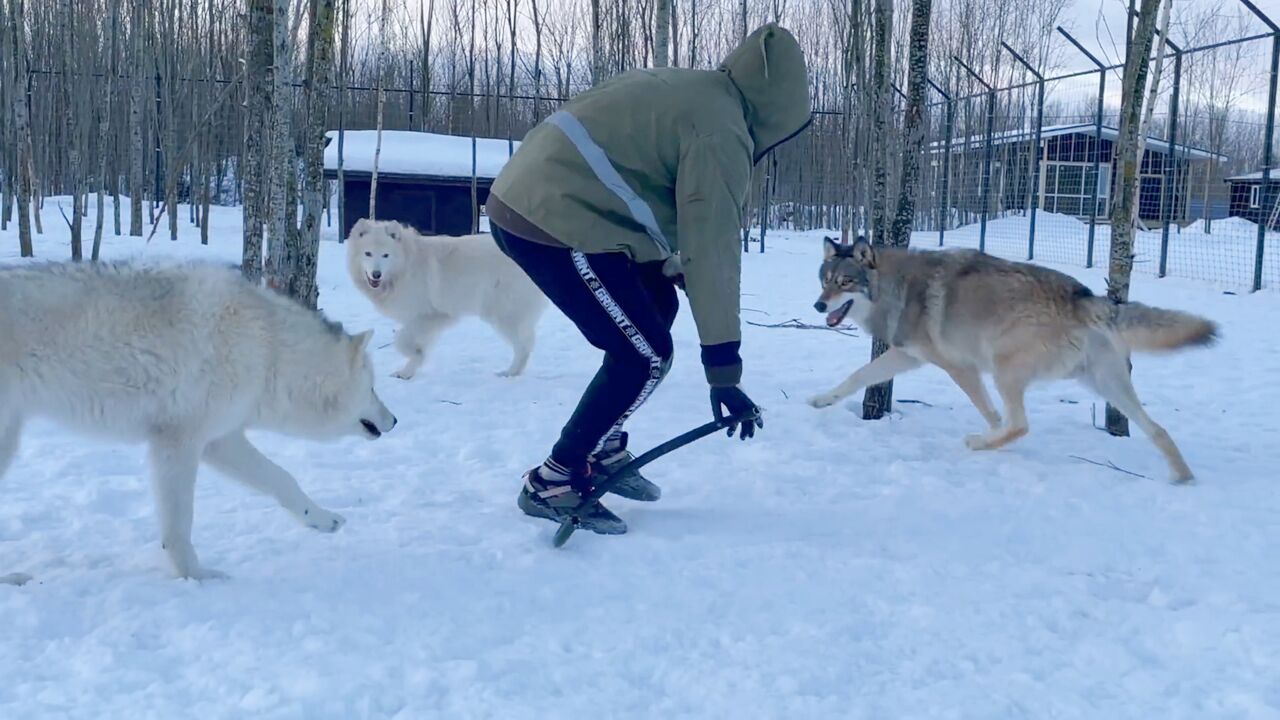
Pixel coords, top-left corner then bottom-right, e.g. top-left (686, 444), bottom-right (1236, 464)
top-left (710, 386), bottom-right (764, 440)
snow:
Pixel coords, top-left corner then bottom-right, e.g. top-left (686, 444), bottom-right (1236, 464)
top-left (929, 210), bottom-right (1279, 290)
top-left (1225, 170), bottom-right (1275, 183)
top-left (323, 130), bottom-right (519, 179)
top-left (929, 123), bottom-right (1224, 161)
top-left (3, 200), bottom-right (1280, 718)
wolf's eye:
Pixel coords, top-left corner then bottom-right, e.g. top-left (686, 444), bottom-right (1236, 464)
top-left (839, 278), bottom-right (854, 289)
top-left (382, 253), bottom-right (389, 259)
top-left (364, 252), bottom-right (372, 257)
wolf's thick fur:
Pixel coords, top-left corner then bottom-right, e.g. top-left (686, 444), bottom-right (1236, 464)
top-left (809, 238), bottom-right (1217, 482)
top-left (0, 261), bottom-right (397, 579)
top-left (346, 219), bottom-right (548, 379)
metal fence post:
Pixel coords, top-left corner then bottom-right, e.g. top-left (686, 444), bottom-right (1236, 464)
top-left (1240, 0), bottom-right (1280, 291)
top-left (1002, 42), bottom-right (1043, 261)
top-left (408, 73), bottom-right (416, 128)
top-left (954, 57), bottom-right (994, 252)
top-left (928, 78), bottom-right (953, 247)
top-left (1058, 28), bottom-right (1107, 269)
top-left (1159, 41), bottom-right (1182, 278)
top-left (1255, 33), bottom-right (1278, 292)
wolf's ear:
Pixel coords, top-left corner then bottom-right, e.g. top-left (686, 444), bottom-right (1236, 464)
top-left (823, 236), bottom-right (841, 260)
top-left (350, 330), bottom-right (374, 360)
top-left (851, 239), bottom-right (876, 268)
top-left (351, 218), bottom-right (371, 236)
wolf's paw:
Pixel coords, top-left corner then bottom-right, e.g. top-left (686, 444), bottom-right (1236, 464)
top-left (180, 566), bottom-right (229, 582)
top-left (391, 368), bottom-right (416, 381)
top-left (303, 507), bottom-right (346, 533)
top-left (495, 368), bottom-right (522, 378)
top-left (808, 393), bottom-right (839, 409)
top-left (965, 433), bottom-right (993, 450)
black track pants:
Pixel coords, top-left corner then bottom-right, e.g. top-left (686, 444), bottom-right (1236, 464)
top-left (492, 224), bottom-right (678, 471)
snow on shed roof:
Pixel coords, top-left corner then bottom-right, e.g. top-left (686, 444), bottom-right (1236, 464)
top-left (1226, 170), bottom-right (1278, 183)
top-left (323, 130), bottom-right (519, 180)
top-left (929, 123), bottom-right (1226, 162)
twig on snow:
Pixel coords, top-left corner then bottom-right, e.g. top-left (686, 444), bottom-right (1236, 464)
top-left (1069, 455), bottom-right (1150, 480)
top-left (746, 318), bottom-right (859, 338)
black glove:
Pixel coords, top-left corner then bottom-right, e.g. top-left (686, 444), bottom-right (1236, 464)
top-left (710, 385), bottom-right (764, 440)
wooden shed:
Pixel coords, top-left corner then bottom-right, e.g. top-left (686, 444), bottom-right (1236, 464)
top-left (1225, 170), bottom-right (1280, 230)
top-left (323, 130), bottom-right (519, 239)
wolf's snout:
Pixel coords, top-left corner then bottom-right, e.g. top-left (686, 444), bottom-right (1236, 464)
top-left (371, 270), bottom-right (382, 280)
top-left (389, 415), bottom-right (398, 430)
top-left (814, 300), bottom-right (828, 313)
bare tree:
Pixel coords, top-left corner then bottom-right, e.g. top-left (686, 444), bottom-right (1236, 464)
top-left (8, 0), bottom-right (33, 257)
top-left (288, 0), bottom-right (337, 309)
top-left (864, 0), bottom-right (933, 421)
top-left (127, 0), bottom-right (145, 236)
top-left (1105, 0), bottom-right (1162, 437)
top-left (242, 0), bottom-right (273, 281)
top-left (369, 0), bottom-right (390, 219)
top-left (654, 0), bottom-right (671, 67)
top-left (265, 0), bottom-right (294, 290)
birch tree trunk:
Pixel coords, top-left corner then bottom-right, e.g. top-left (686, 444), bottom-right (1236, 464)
top-left (860, 0), bottom-right (893, 419)
top-left (128, 0), bottom-right (145, 236)
top-left (93, 0), bottom-right (121, 261)
top-left (8, 0), bottom-right (33, 257)
top-left (265, 0), bottom-right (294, 291)
top-left (1105, 0), bottom-right (1162, 437)
top-left (654, 0), bottom-right (671, 68)
top-left (292, 0), bottom-right (336, 309)
top-left (242, 0), bottom-right (272, 281)
top-left (865, 0), bottom-right (932, 421)
top-left (1128, 0), bottom-right (1171, 218)
top-left (336, 0), bottom-right (350, 238)
top-left (62, 0), bottom-right (83, 260)
top-left (590, 0), bottom-right (602, 84)
top-left (369, 0), bottom-right (389, 220)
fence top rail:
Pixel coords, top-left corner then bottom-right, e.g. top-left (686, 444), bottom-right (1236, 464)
top-left (27, 29), bottom-right (1275, 120)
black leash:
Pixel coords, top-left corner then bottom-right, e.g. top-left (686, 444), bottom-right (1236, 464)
top-left (552, 412), bottom-right (757, 548)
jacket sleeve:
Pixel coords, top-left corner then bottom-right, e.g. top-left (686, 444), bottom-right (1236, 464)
top-left (675, 129), bottom-right (753, 387)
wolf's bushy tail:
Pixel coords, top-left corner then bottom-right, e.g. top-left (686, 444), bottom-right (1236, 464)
top-left (1082, 296), bottom-right (1217, 352)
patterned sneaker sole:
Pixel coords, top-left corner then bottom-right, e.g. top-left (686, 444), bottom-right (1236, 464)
top-left (606, 473), bottom-right (662, 502)
top-left (518, 491), bottom-right (628, 535)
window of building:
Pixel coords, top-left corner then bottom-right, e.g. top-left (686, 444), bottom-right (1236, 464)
top-left (1042, 161), bottom-right (1110, 217)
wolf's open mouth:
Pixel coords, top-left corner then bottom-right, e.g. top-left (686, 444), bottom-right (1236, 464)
top-left (360, 419), bottom-right (382, 438)
top-left (366, 275), bottom-right (381, 289)
top-left (826, 300), bottom-right (853, 327)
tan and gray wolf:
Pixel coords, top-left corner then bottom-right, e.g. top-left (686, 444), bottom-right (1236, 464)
top-left (346, 219), bottom-right (548, 379)
top-left (0, 261), bottom-right (397, 580)
top-left (809, 237), bottom-right (1216, 482)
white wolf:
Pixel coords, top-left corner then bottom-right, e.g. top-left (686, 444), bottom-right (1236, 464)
top-left (0, 261), bottom-right (398, 580)
top-left (346, 219), bottom-right (548, 379)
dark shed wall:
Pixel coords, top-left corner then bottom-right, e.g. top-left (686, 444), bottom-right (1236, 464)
top-left (334, 175), bottom-right (492, 240)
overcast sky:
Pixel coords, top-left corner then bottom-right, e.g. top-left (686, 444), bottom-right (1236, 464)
top-left (1060, 0), bottom-right (1279, 69)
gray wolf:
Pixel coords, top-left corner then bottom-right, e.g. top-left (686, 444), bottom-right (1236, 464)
top-left (346, 219), bottom-right (548, 379)
top-left (0, 261), bottom-right (397, 579)
top-left (808, 237), bottom-right (1216, 482)
top-left (490, 23), bottom-right (804, 534)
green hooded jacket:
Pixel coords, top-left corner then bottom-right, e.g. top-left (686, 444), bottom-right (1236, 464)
top-left (488, 23), bottom-right (811, 386)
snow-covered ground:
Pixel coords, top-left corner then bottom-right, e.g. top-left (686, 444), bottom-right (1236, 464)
top-left (917, 211), bottom-right (1279, 292)
top-left (2, 201), bottom-right (1278, 718)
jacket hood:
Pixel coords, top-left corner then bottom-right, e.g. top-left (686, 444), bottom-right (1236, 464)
top-left (718, 23), bottom-right (812, 163)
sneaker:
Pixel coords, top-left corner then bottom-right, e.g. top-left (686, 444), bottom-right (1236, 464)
top-left (590, 433), bottom-right (662, 502)
top-left (518, 468), bottom-right (627, 535)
